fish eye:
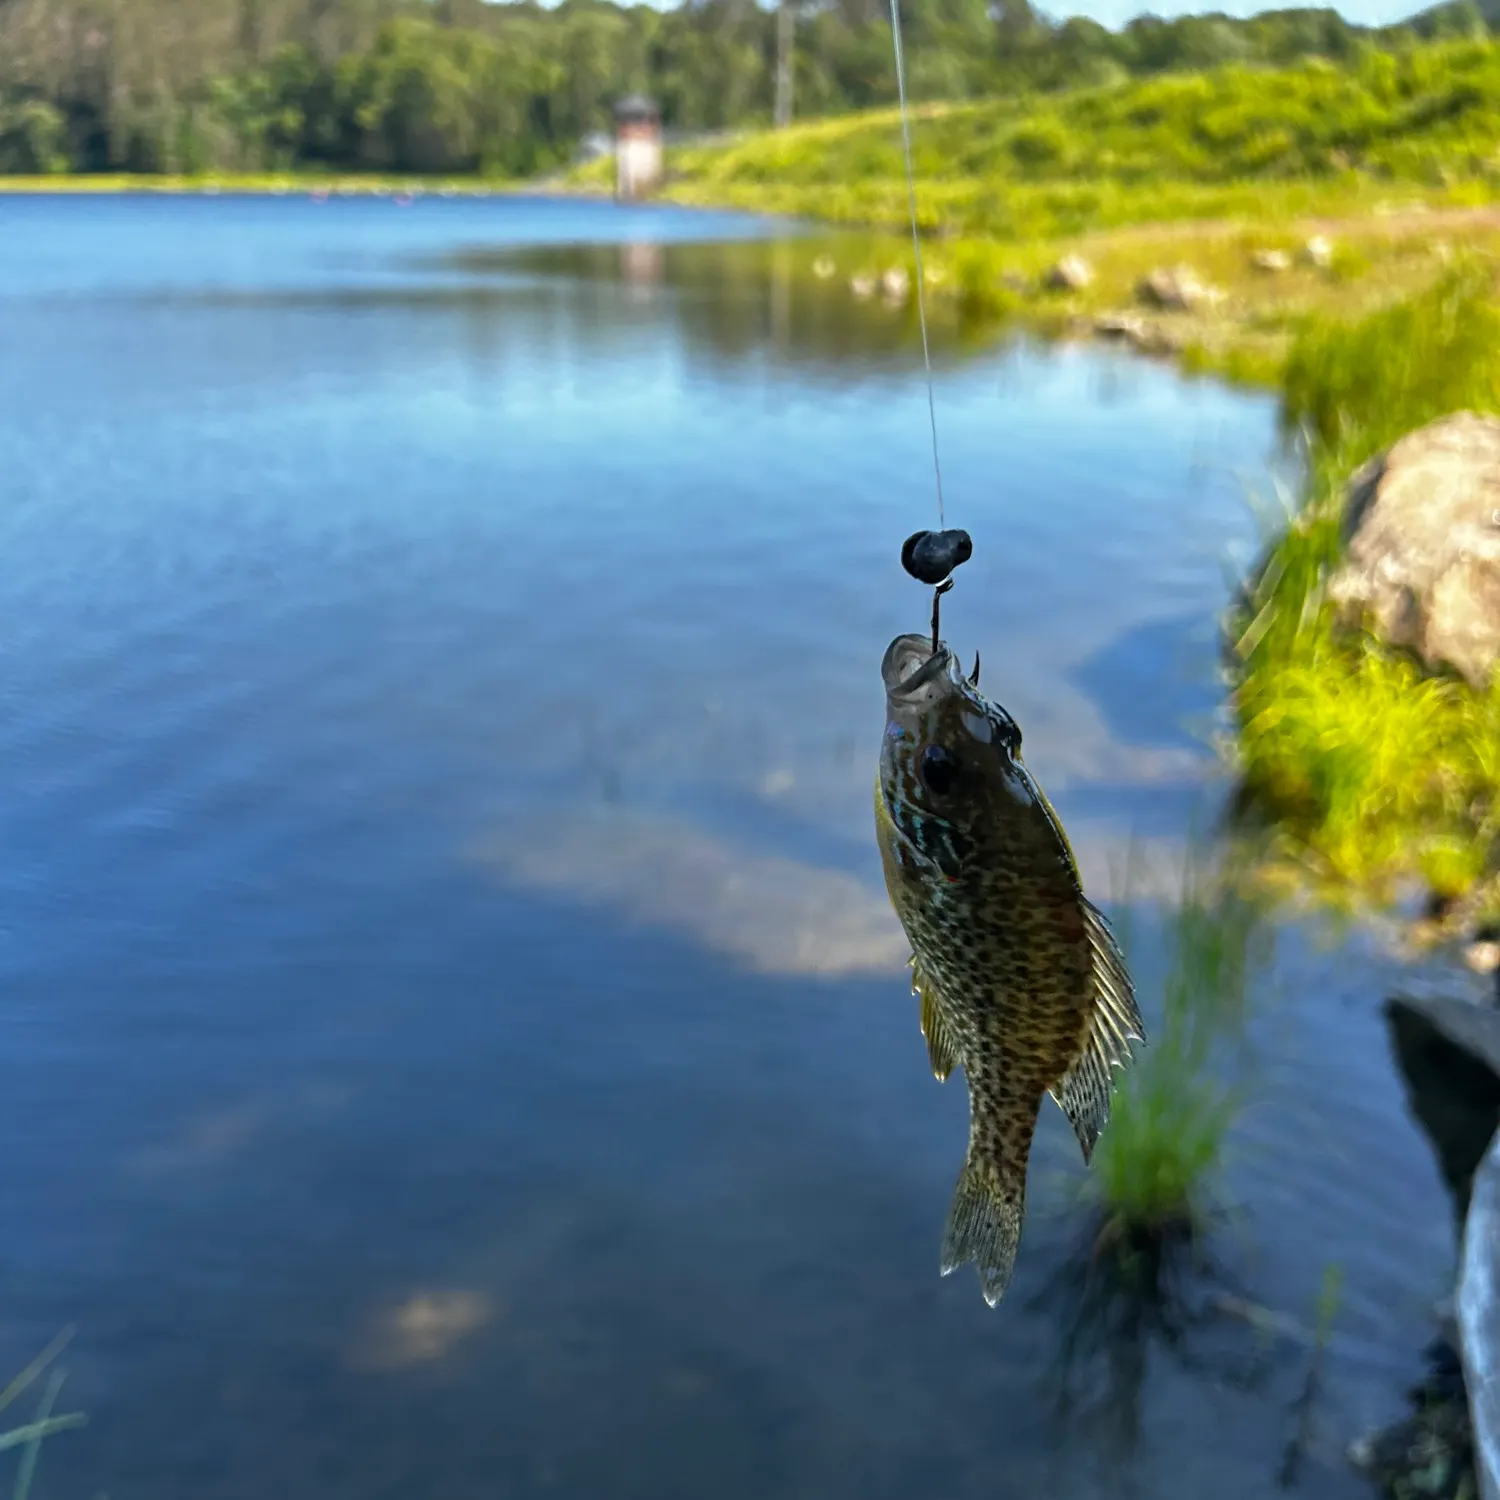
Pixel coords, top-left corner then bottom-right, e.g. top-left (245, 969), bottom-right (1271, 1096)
top-left (919, 745), bottom-right (960, 795)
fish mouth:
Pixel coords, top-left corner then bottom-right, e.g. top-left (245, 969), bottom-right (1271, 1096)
top-left (882, 633), bottom-right (960, 702)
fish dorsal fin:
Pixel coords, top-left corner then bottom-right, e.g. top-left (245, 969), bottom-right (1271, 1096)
top-left (910, 956), bottom-right (958, 1083)
top-left (1048, 898), bottom-right (1145, 1165)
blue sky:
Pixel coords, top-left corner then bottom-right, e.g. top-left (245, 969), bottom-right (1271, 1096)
top-left (1051, 0), bottom-right (1420, 23)
top-left (583, 0), bottom-right (1428, 30)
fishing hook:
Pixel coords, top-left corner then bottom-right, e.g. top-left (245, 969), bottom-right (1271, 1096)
top-left (931, 578), bottom-right (953, 656)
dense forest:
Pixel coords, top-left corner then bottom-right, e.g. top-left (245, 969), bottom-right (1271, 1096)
top-left (0, 0), bottom-right (1490, 176)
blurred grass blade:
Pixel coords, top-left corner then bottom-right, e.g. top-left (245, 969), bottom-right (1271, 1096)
top-left (11, 1369), bottom-right (71, 1500)
top-left (0, 1329), bottom-right (74, 1418)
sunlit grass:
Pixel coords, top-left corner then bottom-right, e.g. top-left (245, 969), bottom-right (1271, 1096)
top-left (575, 40), bottom-right (1500, 244)
top-left (1229, 264), bottom-right (1500, 918)
top-left (550, 39), bottom-right (1500, 403)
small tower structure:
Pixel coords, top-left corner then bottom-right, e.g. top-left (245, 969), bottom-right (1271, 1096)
top-left (613, 95), bottom-right (662, 202)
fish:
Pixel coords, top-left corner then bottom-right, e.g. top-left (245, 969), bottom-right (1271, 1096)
top-left (874, 631), bottom-right (1144, 1307)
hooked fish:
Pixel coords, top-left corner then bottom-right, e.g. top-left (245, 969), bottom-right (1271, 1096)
top-left (875, 632), bottom-right (1144, 1307)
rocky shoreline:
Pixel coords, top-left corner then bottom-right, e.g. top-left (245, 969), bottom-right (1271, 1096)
top-left (1356, 993), bottom-right (1500, 1500)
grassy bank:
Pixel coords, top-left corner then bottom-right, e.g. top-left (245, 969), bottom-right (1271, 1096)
top-left (566, 39), bottom-right (1500, 386)
top-left (588, 38), bottom-right (1500, 242)
top-left (1228, 265), bottom-right (1500, 923)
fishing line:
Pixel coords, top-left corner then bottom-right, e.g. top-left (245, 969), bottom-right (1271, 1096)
top-left (886, 0), bottom-right (945, 530)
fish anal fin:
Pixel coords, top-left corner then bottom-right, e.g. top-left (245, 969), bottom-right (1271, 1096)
top-left (1050, 898), bottom-right (1146, 1165)
top-left (940, 1149), bottom-right (1026, 1308)
top-left (911, 957), bottom-right (957, 1083)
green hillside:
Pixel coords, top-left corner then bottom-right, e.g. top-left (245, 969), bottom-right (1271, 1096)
top-left (583, 39), bottom-right (1500, 241)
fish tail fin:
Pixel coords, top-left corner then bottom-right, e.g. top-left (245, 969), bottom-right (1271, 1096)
top-left (940, 1143), bottom-right (1028, 1309)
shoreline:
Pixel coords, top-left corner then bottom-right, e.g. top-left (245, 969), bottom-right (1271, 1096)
top-left (10, 168), bottom-right (1495, 411)
top-left (0, 173), bottom-right (535, 196)
top-left (635, 173), bottom-right (1500, 393)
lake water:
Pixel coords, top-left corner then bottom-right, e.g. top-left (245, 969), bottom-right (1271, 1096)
top-left (0, 191), bottom-right (1464, 1499)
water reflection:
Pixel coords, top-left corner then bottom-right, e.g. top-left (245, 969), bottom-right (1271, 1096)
top-left (434, 234), bottom-right (992, 379)
top-left (621, 240), bottom-right (665, 298)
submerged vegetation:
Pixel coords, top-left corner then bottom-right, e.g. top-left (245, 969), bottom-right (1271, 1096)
top-left (0, 1330), bottom-right (87, 1500)
top-left (1083, 848), bottom-right (1268, 1277)
top-left (1229, 265), bottom-right (1500, 918)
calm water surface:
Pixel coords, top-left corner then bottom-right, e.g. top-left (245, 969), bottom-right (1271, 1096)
top-left (0, 193), bottom-right (1461, 1499)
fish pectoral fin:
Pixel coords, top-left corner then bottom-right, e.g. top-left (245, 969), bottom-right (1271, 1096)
top-left (1050, 1040), bottom-right (1119, 1166)
top-left (940, 1149), bottom-right (1025, 1308)
top-left (911, 957), bottom-right (957, 1083)
top-left (1051, 899), bottom-right (1146, 1165)
top-left (1082, 897), bottom-right (1145, 1050)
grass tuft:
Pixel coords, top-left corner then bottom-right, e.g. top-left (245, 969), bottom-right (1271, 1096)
top-left (1084, 844), bottom-right (1269, 1275)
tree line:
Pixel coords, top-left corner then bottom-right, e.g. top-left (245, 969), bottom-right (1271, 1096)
top-left (0, 0), bottom-right (1489, 177)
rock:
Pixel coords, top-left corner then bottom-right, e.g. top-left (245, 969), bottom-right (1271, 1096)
top-left (1094, 312), bottom-right (1147, 342)
top-left (1092, 312), bottom-right (1178, 355)
top-left (1136, 264), bottom-right (1219, 312)
top-left (812, 255), bottom-right (836, 279)
top-left (880, 266), bottom-right (910, 302)
top-left (1139, 325), bottom-right (1182, 355)
top-left (1349, 1385), bottom-right (1477, 1500)
top-left (1460, 1128), bottom-right (1500, 1500)
top-left (1385, 994), bottom-right (1500, 1231)
top-left (1251, 248), bottom-right (1292, 273)
top-left (1327, 412), bottom-right (1500, 688)
top-left (1380, 992), bottom-right (1500, 1500)
top-left (1305, 234), bottom-right (1335, 268)
top-left (1045, 254), bottom-right (1093, 292)
top-left (850, 273), bottom-right (875, 299)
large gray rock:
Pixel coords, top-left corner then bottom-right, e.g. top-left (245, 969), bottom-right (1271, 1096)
top-left (1328, 412), bottom-right (1500, 688)
top-left (1461, 1129), bottom-right (1500, 1500)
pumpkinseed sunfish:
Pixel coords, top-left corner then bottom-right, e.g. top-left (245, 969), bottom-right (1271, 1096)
top-left (875, 632), bottom-right (1145, 1306)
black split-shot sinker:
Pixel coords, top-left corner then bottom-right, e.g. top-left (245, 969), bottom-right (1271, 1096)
top-left (901, 528), bottom-right (974, 657)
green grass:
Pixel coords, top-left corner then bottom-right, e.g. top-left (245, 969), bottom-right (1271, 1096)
top-left (1083, 845), bottom-right (1268, 1272)
top-left (1229, 264), bottom-right (1500, 916)
top-left (583, 41), bottom-right (1500, 243)
top-left (573, 38), bottom-right (1500, 395)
